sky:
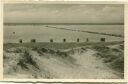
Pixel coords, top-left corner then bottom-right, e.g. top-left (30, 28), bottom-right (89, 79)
top-left (4, 4), bottom-right (124, 23)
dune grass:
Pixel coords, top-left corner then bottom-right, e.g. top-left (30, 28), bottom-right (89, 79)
top-left (3, 41), bottom-right (124, 78)
top-left (93, 45), bottom-right (124, 73)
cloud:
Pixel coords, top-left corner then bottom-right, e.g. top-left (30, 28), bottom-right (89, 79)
top-left (4, 4), bottom-right (124, 23)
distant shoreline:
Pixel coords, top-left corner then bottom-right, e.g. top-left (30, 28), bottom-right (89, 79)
top-left (4, 23), bottom-right (124, 25)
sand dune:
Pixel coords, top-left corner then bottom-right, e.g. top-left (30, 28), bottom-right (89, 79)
top-left (4, 43), bottom-right (123, 79)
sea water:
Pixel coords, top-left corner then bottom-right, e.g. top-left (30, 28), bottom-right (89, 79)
top-left (4, 25), bottom-right (124, 43)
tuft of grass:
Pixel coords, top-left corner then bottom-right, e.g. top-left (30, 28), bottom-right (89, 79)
top-left (111, 56), bottom-right (124, 72)
top-left (33, 47), bottom-right (77, 66)
top-left (17, 50), bottom-right (39, 70)
top-left (93, 45), bottom-right (110, 53)
top-left (93, 44), bottom-right (124, 73)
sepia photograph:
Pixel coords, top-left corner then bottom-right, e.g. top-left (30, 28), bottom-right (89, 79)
top-left (3, 3), bottom-right (124, 79)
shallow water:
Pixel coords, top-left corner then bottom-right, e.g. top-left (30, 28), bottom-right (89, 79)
top-left (4, 25), bottom-right (124, 43)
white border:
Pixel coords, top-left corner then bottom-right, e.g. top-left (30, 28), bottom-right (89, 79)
top-left (0, 1), bottom-right (127, 82)
top-left (0, 0), bottom-right (3, 80)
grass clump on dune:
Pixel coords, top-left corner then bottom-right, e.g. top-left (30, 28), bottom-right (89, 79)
top-left (4, 48), bottom-right (40, 75)
top-left (32, 47), bottom-right (77, 66)
top-left (93, 44), bottom-right (124, 73)
top-left (17, 50), bottom-right (39, 70)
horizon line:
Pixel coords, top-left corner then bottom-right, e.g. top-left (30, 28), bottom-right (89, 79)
top-left (4, 22), bottom-right (124, 25)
